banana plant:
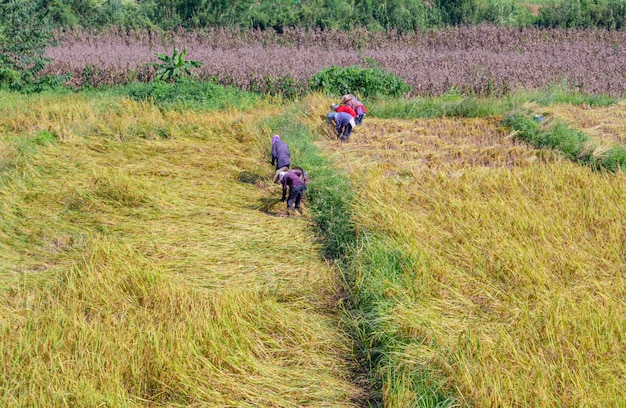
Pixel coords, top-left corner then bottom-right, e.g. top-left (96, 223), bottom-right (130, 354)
top-left (148, 47), bottom-right (203, 82)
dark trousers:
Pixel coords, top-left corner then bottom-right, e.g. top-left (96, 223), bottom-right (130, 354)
top-left (339, 124), bottom-right (353, 141)
top-left (287, 185), bottom-right (305, 210)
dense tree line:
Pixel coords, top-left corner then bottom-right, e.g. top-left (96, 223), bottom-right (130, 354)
top-left (2, 0), bottom-right (623, 33)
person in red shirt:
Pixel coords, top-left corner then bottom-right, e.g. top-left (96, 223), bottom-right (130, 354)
top-left (331, 103), bottom-right (356, 118)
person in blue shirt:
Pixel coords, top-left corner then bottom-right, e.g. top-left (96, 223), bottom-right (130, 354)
top-left (271, 134), bottom-right (290, 183)
top-left (327, 112), bottom-right (356, 142)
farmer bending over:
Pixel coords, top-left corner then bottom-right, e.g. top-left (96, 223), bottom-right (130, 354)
top-left (271, 134), bottom-right (290, 184)
top-left (341, 94), bottom-right (366, 125)
top-left (279, 170), bottom-right (306, 214)
top-left (327, 111), bottom-right (355, 143)
top-left (331, 103), bottom-right (356, 118)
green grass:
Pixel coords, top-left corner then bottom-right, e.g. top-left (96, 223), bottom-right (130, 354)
top-left (369, 87), bottom-right (618, 120)
top-left (114, 79), bottom-right (265, 111)
top-left (502, 109), bottom-right (626, 171)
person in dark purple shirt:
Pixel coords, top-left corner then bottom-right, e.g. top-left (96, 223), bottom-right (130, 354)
top-left (271, 134), bottom-right (290, 183)
top-left (327, 112), bottom-right (356, 142)
top-left (279, 170), bottom-right (306, 214)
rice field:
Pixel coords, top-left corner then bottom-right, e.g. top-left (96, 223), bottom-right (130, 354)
top-left (542, 99), bottom-right (626, 145)
top-left (304, 94), bottom-right (626, 407)
top-left (1, 88), bottom-right (625, 406)
top-left (0, 92), bottom-right (365, 406)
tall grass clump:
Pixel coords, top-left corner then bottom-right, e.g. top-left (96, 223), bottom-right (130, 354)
top-left (370, 94), bottom-right (513, 119)
top-left (600, 145), bottom-right (626, 172)
top-left (503, 110), bottom-right (626, 171)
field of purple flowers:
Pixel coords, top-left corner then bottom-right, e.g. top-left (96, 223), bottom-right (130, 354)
top-left (45, 26), bottom-right (626, 96)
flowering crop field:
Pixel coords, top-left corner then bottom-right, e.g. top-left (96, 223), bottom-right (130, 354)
top-left (303, 95), bottom-right (626, 406)
top-left (46, 26), bottom-right (626, 96)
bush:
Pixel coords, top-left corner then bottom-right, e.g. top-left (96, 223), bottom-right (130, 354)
top-left (0, 0), bottom-right (55, 87)
top-left (537, 0), bottom-right (626, 30)
top-left (309, 65), bottom-right (411, 98)
top-left (474, 0), bottom-right (535, 27)
top-left (601, 146), bottom-right (626, 172)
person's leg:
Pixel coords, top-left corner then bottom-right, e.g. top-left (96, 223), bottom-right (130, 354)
top-left (287, 187), bottom-right (298, 210)
top-left (293, 186), bottom-right (304, 211)
top-left (341, 124), bottom-right (353, 141)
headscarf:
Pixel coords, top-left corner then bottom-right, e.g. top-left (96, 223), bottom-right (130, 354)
top-left (341, 94), bottom-right (354, 104)
top-left (271, 134), bottom-right (281, 144)
top-left (278, 171), bottom-right (287, 182)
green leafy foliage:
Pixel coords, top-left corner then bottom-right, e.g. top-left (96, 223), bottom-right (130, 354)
top-left (0, 0), bottom-right (58, 89)
top-left (147, 47), bottom-right (203, 83)
top-left (537, 0), bottom-right (626, 29)
top-left (309, 65), bottom-right (411, 98)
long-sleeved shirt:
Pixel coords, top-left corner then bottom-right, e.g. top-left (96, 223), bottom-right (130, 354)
top-left (334, 112), bottom-right (355, 133)
top-left (337, 105), bottom-right (357, 117)
top-left (281, 171), bottom-right (305, 196)
top-left (271, 139), bottom-right (291, 169)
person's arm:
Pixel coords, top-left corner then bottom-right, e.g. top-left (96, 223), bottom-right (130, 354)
top-left (281, 178), bottom-right (287, 201)
top-left (271, 143), bottom-right (277, 165)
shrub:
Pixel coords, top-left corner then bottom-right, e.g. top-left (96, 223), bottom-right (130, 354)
top-left (0, 0), bottom-right (56, 89)
top-left (537, 0), bottom-right (626, 30)
top-left (538, 121), bottom-right (589, 160)
top-left (309, 65), bottom-right (411, 98)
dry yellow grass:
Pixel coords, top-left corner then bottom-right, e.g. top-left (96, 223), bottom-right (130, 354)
top-left (307, 92), bottom-right (626, 407)
top-left (540, 100), bottom-right (626, 145)
top-left (0, 92), bottom-right (363, 406)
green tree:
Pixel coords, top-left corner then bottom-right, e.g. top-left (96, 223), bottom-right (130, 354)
top-left (148, 47), bottom-right (204, 82)
top-left (435, 0), bottom-right (476, 25)
top-left (0, 0), bottom-right (55, 86)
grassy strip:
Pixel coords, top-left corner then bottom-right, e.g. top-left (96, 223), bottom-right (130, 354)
top-left (112, 79), bottom-right (264, 111)
top-left (502, 110), bottom-right (626, 172)
top-left (369, 87), bottom-right (617, 119)
top-left (263, 103), bottom-right (455, 406)
top-left (261, 106), bottom-right (356, 260)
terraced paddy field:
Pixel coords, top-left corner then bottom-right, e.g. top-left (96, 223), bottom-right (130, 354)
top-left (305, 95), bottom-right (626, 406)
